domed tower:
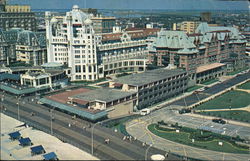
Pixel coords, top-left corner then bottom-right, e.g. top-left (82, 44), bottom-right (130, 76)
top-left (45, 5), bottom-right (98, 81)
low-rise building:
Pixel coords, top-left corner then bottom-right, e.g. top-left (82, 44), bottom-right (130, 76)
top-left (0, 63), bottom-right (68, 95)
top-left (39, 87), bottom-right (136, 121)
top-left (110, 68), bottom-right (188, 110)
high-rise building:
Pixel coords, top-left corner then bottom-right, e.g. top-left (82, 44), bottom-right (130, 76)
top-left (91, 15), bottom-right (116, 33)
top-left (46, 5), bottom-right (98, 81)
top-left (45, 5), bottom-right (159, 81)
top-left (0, 1), bottom-right (37, 31)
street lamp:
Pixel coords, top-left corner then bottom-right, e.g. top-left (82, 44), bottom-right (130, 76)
top-left (145, 144), bottom-right (153, 160)
top-left (17, 96), bottom-right (22, 120)
top-left (91, 119), bottom-right (110, 155)
top-left (91, 121), bottom-right (100, 155)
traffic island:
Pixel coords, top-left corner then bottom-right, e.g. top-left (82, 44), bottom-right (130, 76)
top-left (148, 123), bottom-right (249, 154)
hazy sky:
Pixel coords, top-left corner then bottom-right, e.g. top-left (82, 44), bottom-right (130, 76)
top-left (8, 0), bottom-right (250, 10)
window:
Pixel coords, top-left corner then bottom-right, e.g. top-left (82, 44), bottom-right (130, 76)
top-left (76, 75), bottom-right (82, 80)
top-left (75, 55), bottom-right (80, 58)
top-left (75, 50), bottom-right (80, 54)
top-left (89, 66), bottom-right (92, 72)
top-left (82, 65), bottom-right (86, 72)
top-left (75, 65), bottom-right (81, 73)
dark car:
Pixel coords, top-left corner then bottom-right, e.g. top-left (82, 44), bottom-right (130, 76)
top-left (212, 118), bottom-right (226, 124)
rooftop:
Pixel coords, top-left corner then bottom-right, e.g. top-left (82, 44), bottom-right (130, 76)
top-left (196, 63), bottom-right (226, 73)
top-left (72, 88), bottom-right (136, 103)
top-left (115, 68), bottom-right (186, 86)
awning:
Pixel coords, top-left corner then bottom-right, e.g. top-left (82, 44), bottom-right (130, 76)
top-left (19, 137), bottom-right (32, 146)
top-left (8, 131), bottom-right (21, 140)
top-left (196, 63), bottom-right (226, 73)
top-left (30, 145), bottom-right (45, 155)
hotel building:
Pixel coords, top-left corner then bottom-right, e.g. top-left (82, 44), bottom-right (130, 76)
top-left (45, 5), bottom-right (159, 81)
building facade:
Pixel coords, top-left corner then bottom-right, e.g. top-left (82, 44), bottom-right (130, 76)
top-left (0, 2), bottom-right (36, 31)
top-left (110, 68), bottom-right (188, 110)
top-left (0, 28), bottom-right (46, 66)
top-left (16, 30), bottom-right (47, 66)
top-left (150, 23), bottom-right (247, 84)
top-left (45, 5), bottom-right (159, 81)
top-left (5, 5), bottom-right (30, 12)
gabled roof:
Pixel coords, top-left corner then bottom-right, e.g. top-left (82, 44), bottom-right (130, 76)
top-left (154, 30), bottom-right (196, 49)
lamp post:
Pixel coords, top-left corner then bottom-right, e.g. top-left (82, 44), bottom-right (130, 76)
top-left (92, 121), bottom-right (102, 155)
top-left (17, 96), bottom-right (22, 120)
top-left (145, 144), bottom-right (153, 160)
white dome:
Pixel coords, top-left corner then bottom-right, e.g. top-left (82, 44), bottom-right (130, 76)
top-left (72, 5), bottom-right (79, 11)
top-left (70, 5), bottom-right (89, 23)
top-left (84, 19), bottom-right (92, 25)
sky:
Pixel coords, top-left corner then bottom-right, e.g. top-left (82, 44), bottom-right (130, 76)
top-left (8, 0), bottom-right (250, 10)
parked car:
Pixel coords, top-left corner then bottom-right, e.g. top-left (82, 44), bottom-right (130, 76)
top-left (179, 108), bottom-right (191, 114)
top-left (212, 118), bottom-right (226, 124)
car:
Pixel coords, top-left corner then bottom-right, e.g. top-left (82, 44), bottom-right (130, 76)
top-left (212, 118), bottom-right (226, 124)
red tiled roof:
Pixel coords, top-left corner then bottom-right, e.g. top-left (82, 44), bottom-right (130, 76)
top-left (101, 28), bottom-right (160, 41)
top-left (187, 33), bottom-right (203, 37)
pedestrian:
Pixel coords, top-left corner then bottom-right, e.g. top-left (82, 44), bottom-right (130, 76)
top-left (123, 136), bottom-right (126, 140)
top-left (134, 137), bottom-right (137, 141)
top-left (142, 142), bottom-right (146, 147)
top-left (68, 123), bottom-right (71, 127)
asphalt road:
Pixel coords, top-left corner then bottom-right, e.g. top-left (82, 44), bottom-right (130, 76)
top-left (0, 93), bottom-right (180, 160)
top-left (166, 71), bottom-right (250, 107)
top-left (148, 107), bottom-right (250, 140)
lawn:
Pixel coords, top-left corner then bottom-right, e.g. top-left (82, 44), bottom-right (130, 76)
top-left (195, 90), bottom-right (250, 110)
top-left (200, 110), bottom-right (250, 123)
top-left (237, 81), bottom-right (250, 90)
top-left (186, 85), bottom-right (203, 92)
top-left (200, 78), bottom-right (218, 85)
top-left (148, 124), bottom-right (249, 154)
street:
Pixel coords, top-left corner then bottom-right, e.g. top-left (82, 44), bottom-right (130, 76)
top-left (0, 92), bottom-right (180, 160)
